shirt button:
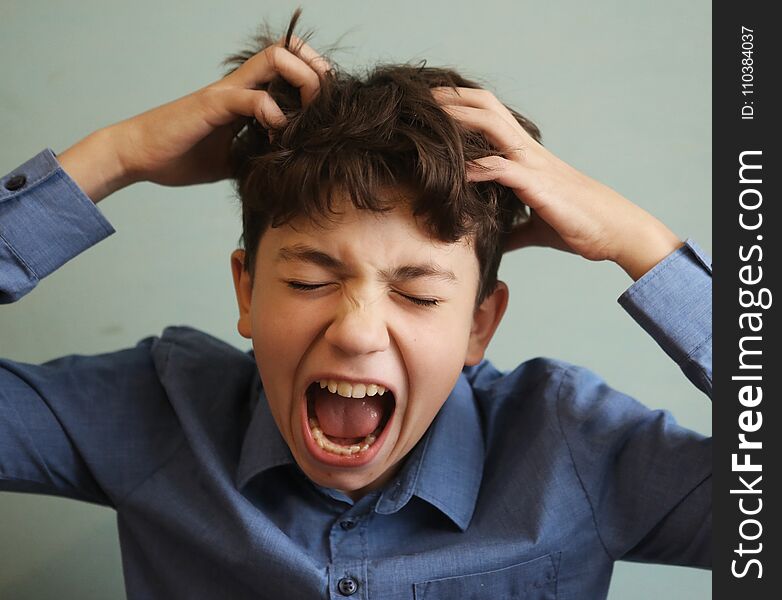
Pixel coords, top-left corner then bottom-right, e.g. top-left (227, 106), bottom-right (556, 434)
top-left (4, 174), bottom-right (27, 191)
top-left (337, 577), bottom-right (359, 596)
top-left (340, 519), bottom-right (356, 530)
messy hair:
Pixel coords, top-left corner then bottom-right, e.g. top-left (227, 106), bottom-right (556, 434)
top-left (224, 10), bottom-right (541, 305)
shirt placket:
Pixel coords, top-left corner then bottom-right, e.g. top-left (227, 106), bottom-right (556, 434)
top-left (327, 504), bottom-right (373, 600)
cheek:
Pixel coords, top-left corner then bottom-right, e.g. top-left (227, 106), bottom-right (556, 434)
top-left (407, 300), bottom-right (474, 356)
top-left (396, 307), bottom-right (474, 428)
top-left (250, 289), bottom-right (320, 406)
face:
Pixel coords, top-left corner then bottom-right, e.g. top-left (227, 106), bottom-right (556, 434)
top-left (231, 193), bottom-right (507, 500)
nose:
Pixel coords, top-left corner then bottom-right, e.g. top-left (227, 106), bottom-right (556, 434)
top-left (324, 294), bottom-right (390, 356)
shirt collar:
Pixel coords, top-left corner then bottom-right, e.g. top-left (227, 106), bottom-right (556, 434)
top-left (236, 371), bottom-right (485, 531)
top-left (374, 372), bottom-right (485, 531)
top-left (235, 384), bottom-right (295, 490)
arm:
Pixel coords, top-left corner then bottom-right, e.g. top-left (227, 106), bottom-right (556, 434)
top-left (0, 154), bottom-right (167, 504)
top-left (430, 84), bottom-right (711, 393)
top-left (1, 38), bottom-right (329, 501)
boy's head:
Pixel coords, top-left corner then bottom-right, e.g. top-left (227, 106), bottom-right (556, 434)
top-left (225, 17), bottom-right (542, 498)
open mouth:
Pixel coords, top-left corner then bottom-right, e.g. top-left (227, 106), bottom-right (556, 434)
top-left (303, 380), bottom-right (395, 461)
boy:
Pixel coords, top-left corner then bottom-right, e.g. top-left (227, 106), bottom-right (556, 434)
top-left (1, 16), bottom-right (711, 599)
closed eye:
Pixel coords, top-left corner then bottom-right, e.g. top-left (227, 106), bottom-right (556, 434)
top-left (286, 281), bottom-right (329, 291)
top-left (395, 292), bottom-right (439, 307)
top-left (287, 281), bottom-right (439, 307)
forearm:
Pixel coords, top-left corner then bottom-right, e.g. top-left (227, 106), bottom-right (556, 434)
top-left (56, 125), bottom-right (133, 204)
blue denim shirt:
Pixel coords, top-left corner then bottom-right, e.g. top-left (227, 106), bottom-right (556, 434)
top-left (1, 150), bottom-right (712, 599)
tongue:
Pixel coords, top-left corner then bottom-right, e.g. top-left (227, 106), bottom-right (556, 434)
top-left (313, 387), bottom-right (386, 438)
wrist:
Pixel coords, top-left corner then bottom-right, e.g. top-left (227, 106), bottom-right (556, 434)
top-left (613, 219), bottom-right (684, 281)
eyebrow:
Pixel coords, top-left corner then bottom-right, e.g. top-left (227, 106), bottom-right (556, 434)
top-left (275, 244), bottom-right (458, 284)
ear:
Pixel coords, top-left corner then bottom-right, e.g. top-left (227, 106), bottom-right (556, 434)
top-left (230, 249), bottom-right (253, 339)
top-left (465, 281), bottom-right (509, 366)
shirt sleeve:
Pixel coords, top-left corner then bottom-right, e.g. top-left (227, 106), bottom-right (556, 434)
top-left (1, 152), bottom-right (180, 507)
top-left (0, 340), bottom-right (178, 507)
top-left (617, 238), bottom-right (712, 397)
top-left (0, 148), bottom-right (114, 303)
top-left (557, 239), bottom-right (712, 568)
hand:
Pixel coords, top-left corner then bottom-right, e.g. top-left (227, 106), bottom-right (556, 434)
top-left (431, 87), bottom-right (683, 280)
top-left (58, 37), bottom-right (329, 201)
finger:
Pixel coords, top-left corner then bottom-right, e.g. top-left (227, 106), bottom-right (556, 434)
top-left (431, 86), bottom-right (506, 113)
top-left (286, 35), bottom-right (332, 77)
top-left (433, 86), bottom-right (534, 142)
top-left (442, 106), bottom-right (527, 159)
top-left (465, 155), bottom-right (547, 207)
top-left (261, 45), bottom-right (322, 105)
top-left (231, 45), bottom-right (321, 106)
top-left (222, 88), bottom-right (287, 129)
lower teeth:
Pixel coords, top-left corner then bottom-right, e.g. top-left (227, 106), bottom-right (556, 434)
top-left (308, 417), bottom-right (380, 456)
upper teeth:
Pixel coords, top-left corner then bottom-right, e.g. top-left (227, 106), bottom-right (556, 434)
top-left (318, 379), bottom-right (386, 398)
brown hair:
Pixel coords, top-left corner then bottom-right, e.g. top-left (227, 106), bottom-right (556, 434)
top-left (224, 10), bottom-right (541, 305)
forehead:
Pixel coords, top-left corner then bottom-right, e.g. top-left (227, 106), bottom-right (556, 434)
top-left (257, 200), bottom-right (478, 282)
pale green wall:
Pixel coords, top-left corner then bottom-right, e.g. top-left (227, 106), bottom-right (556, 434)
top-left (0, 0), bottom-right (711, 597)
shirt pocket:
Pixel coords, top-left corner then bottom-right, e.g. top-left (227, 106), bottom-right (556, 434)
top-left (413, 553), bottom-right (559, 600)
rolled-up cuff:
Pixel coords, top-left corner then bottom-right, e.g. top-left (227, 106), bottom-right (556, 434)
top-left (0, 148), bottom-right (114, 292)
top-left (617, 238), bottom-right (712, 366)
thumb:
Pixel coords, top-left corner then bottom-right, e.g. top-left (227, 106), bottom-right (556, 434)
top-left (503, 219), bottom-right (540, 252)
top-left (504, 211), bottom-right (575, 254)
